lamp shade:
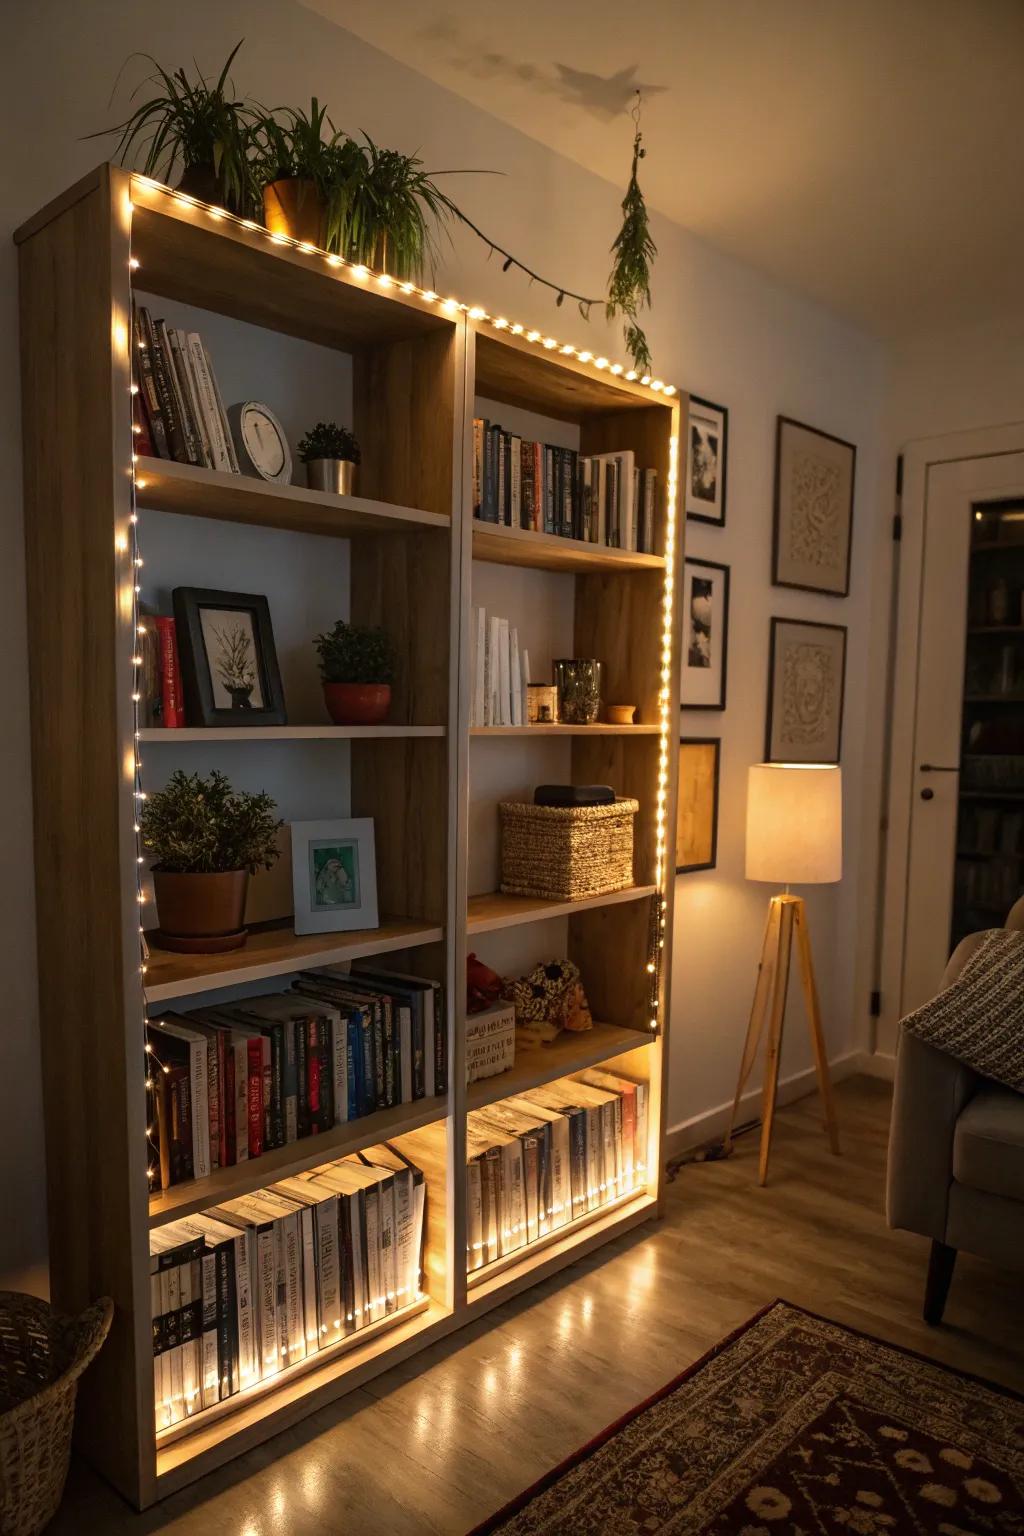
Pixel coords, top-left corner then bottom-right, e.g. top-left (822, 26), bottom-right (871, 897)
top-left (745, 764), bottom-right (842, 885)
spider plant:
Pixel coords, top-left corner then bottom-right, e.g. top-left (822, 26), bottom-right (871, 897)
top-left (338, 136), bottom-right (462, 282)
top-left (250, 100), bottom-right (365, 247)
top-left (88, 39), bottom-right (258, 213)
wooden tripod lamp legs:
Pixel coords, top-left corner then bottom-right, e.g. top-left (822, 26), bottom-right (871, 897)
top-left (724, 894), bottom-right (840, 1185)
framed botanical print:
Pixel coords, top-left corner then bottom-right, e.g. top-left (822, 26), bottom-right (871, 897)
top-left (681, 558), bottom-right (730, 710)
top-left (772, 416), bottom-right (856, 596)
top-left (686, 396), bottom-right (728, 526)
top-left (291, 818), bottom-right (379, 935)
top-left (172, 587), bottom-right (287, 727)
top-left (766, 618), bottom-right (847, 764)
top-left (676, 738), bottom-right (720, 873)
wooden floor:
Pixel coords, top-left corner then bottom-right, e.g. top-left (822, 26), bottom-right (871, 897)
top-left (55, 1077), bottom-right (1024, 1535)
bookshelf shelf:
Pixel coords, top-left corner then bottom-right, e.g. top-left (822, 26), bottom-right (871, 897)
top-left (144, 917), bottom-right (445, 1003)
top-left (139, 725), bottom-right (446, 742)
top-left (16, 165), bottom-right (684, 1509)
top-left (470, 724), bottom-right (659, 737)
top-left (467, 885), bottom-right (657, 935)
top-left (148, 1097), bottom-right (448, 1229)
top-left (466, 1023), bottom-right (651, 1113)
top-left (136, 456), bottom-right (450, 538)
top-left (472, 519), bottom-right (665, 574)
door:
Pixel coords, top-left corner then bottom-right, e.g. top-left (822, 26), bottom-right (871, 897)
top-left (880, 448), bottom-right (1024, 1053)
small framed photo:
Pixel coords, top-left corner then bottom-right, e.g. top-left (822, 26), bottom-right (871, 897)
top-left (773, 416), bottom-right (856, 596)
top-left (766, 618), bottom-right (847, 764)
top-left (681, 558), bottom-right (730, 710)
top-left (291, 818), bottom-right (379, 935)
top-left (172, 587), bottom-right (286, 727)
top-left (686, 396), bottom-right (728, 526)
top-left (676, 738), bottom-right (720, 874)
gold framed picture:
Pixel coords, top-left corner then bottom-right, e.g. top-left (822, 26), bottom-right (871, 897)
top-left (676, 737), bottom-right (721, 873)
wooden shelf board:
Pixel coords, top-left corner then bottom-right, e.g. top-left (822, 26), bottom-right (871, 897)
top-left (139, 725), bottom-right (445, 742)
top-left (156, 1297), bottom-right (441, 1477)
top-left (144, 916), bottom-right (444, 1003)
top-left (467, 1192), bottom-right (656, 1300)
top-left (148, 1097), bottom-right (448, 1229)
top-left (136, 457), bottom-right (449, 540)
top-left (466, 1023), bottom-right (652, 1113)
top-left (130, 181), bottom-right (451, 352)
top-left (471, 723), bottom-right (659, 737)
top-left (473, 328), bottom-right (673, 419)
top-left (467, 884), bottom-right (656, 935)
top-left (472, 520), bottom-right (664, 574)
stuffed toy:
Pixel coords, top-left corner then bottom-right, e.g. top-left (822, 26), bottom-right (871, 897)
top-left (505, 958), bottom-right (593, 1038)
top-left (466, 952), bottom-right (505, 1014)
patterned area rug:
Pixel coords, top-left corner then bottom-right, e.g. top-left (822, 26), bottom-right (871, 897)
top-left (470, 1301), bottom-right (1024, 1534)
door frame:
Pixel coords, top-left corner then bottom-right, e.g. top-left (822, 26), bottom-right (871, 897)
top-left (876, 420), bottom-right (1024, 1057)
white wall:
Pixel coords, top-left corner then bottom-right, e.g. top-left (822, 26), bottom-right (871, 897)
top-left (0, 0), bottom-right (887, 1284)
top-left (889, 313), bottom-right (1024, 447)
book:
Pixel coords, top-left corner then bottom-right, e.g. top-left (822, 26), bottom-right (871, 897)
top-left (132, 303), bottom-right (170, 459)
top-left (151, 616), bottom-right (184, 728)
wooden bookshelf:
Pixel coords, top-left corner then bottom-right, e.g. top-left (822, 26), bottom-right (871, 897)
top-left (15, 165), bottom-right (685, 1508)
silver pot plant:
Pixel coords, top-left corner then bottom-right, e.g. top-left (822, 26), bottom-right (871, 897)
top-left (298, 420), bottom-right (360, 495)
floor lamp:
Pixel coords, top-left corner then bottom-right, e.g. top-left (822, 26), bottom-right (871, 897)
top-left (725, 763), bottom-right (842, 1185)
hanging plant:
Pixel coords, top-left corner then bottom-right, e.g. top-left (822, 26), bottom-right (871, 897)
top-left (606, 94), bottom-right (656, 373)
top-left (88, 39), bottom-right (259, 213)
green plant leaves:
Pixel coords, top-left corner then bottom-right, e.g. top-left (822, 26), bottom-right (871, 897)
top-left (606, 124), bottom-right (657, 372)
top-left (314, 621), bottom-right (395, 686)
top-left (140, 768), bottom-right (282, 874)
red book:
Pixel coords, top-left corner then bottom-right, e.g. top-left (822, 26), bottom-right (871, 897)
top-left (247, 1038), bottom-right (263, 1160)
top-left (307, 1019), bottom-right (321, 1132)
top-left (152, 615), bottom-right (184, 727)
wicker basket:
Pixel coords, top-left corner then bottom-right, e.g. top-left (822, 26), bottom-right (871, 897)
top-left (499, 798), bottom-right (639, 902)
top-left (0, 1292), bottom-right (112, 1536)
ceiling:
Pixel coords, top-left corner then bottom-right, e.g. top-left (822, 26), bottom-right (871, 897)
top-left (299, 0), bottom-right (1024, 340)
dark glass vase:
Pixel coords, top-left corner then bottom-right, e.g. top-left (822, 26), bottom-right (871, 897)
top-left (553, 659), bottom-right (602, 724)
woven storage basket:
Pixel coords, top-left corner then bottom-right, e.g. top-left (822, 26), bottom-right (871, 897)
top-left (0, 1292), bottom-right (112, 1536)
top-left (499, 798), bottom-right (639, 902)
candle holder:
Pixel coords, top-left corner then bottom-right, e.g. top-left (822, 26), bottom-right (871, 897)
top-left (553, 659), bottom-right (602, 725)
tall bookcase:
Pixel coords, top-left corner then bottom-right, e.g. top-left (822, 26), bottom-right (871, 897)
top-left (15, 164), bottom-right (685, 1508)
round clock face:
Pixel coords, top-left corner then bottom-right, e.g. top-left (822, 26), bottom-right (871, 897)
top-left (239, 403), bottom-right (290, 482)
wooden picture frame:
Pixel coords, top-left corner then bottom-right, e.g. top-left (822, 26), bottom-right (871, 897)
top-left (772, 415), bottom-right (856, 596)
top-left (676, 737), bottom-right (720, 873)
top-left (685, 396), bottom-right (728, 526)
top-left (681, 558), bottom-right (730, 710)
top-left (290, 817), bottom-right (379, 934)
top-left (766, 617), bottom-right (847, 764)
top-left (172, 586), bottom-right (287, 728)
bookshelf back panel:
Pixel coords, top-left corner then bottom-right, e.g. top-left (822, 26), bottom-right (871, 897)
top-left (570, 734), bottom-right (659, 885)
top-left (467, 915), bottom-right (571, 986)
top-left (569, 900), bottom-right (657, 1031)
top-left (351, 737), bottom-right (448, 926)
top-left (469, 737), bottom-right (572, 896)
top-left (350, 529), bottom-right (451, 724)
top-left (141, 509), bottom-right (351, 726)
top-left (133, 291), bottom-right (353, 465)
top-left (354, 330), bottom-right (457, 519)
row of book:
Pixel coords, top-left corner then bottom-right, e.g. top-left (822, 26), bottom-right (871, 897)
top-left (147, 966), bottom-right (446, 1191)
top-left (133, 302), bottom-right (240, 473)
top-left (472, 419), bottom-right (658, 553)
top-left (465, 1068), bottom-right (648, 1272)
top-left (151, 1142), bottom-right (425, 1429)
top-left (470, 608), bottom-right (529, 727)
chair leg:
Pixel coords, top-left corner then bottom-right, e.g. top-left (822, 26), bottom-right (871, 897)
top-left (924, 1240), bottom-right (957, 1326)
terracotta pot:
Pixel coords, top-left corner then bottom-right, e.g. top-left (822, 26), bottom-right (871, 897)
top-left (177, 161), bottom-right (227, 207)
top-left (152, 869), bottom-right (249, 953)
top-left (262, 178), bottom-right (326, 246)
top-left (323, 682), bottom-right (391, 725)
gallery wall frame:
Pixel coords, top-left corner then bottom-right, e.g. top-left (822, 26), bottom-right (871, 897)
top-left (772, 415), bottom-right (856, 597)
top-left (685, 396), bottom-right (728, 527)
top-left (681, 557), bottom-right (730, 711)
top-left (765, 616), bottom-right (847, 764)
top-left (172, 586), bottom-right (287, 728)
top-left (676, 737), bottom-right (721, 873)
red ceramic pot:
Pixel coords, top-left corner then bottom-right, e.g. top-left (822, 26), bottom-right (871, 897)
top-left (323, 683), bottom-right (392, 725)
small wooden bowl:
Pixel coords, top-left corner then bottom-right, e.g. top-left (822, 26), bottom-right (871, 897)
top-left (605, 703), bottom-right (637, 725)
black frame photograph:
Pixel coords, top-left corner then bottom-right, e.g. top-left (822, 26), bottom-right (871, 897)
top-left (172, 586), bottom-right (287, 728)
top-left (680, 557), bottom-right (730, 710)
top-left (685, 395), bottom-right (729, 526)
top-left (676, 737), bottom-right (721, 874)
top-left (772, 414), bottom-right (856, 596)
top-left (765, 616), bottom-right (847, 764)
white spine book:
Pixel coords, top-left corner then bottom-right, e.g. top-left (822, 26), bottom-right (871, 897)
top-left (634, 1082), bottom-right (649, 1179)
top-left (299, 1205), bottom-right (317, 1353)
top-left (509, 628), bottom-right (523, 726)
top-left (596, 459), bottom-right (608, 546)
top-left (520, 647), bottom-right (531, 723)
top-left (172, 328), bottom-right (212, 467)
top-left (412, 1178), bottom-right (426, 1294)
top-left (187, 332), bottom-right (232, 471)
top-left (497, 617), bottom-right (511, 726)
top-left (390, 1169), bottom-right (414, 1303)
top-left (200, 1252), bottom-right (219, 1408)
top-left (467, 1160), bottom-right (483, 1272)
top-left (474, 606), bottom-right (487, 726)
top-left (488, 615), bottom-right (501, 726)
top-left (348, 1195), bottom-right (365, 1328)
top-left (378, 1179), bottom-right (397, 1314)
top-left (202, 341), bottom-right (241, 472)
top-left (316, 1194), bottom-right (342, 1341)
top-left (364, 1190), bottom-right (382, 1324)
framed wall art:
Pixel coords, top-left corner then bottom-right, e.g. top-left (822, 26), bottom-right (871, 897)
top-left (291, 817), bottom-right (379, 934)
top-left (766, 617), bottom-right (847, 764)
top-left (681, 558), bottom-right (730, 710)
top-left (676, 737), bottom-right (721, 873)
top-left (772, 415), bottom-right (856, 596)
top-left (172, 586), bottom-right (287, 727)
top-left (685, 396), bottom-right (728, 526)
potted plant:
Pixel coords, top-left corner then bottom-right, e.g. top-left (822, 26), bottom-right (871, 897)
top-left (91, 40), bottom-right (257, 212)
top-left (298, 421), bottom-right (360, 494)
top-left (339, 135), bottom-right (460, 281)
top-left (140, 769), bottom-right (282, 952)
top-left (251, 99), bottom-right (363, 246)
top-left (315, 621), bottom-right (395, 725)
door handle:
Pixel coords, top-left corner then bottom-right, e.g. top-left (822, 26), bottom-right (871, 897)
top-left (919, 764), bottom-right (960, 773)
top-left (921, 787), bottom-right (935, 800)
